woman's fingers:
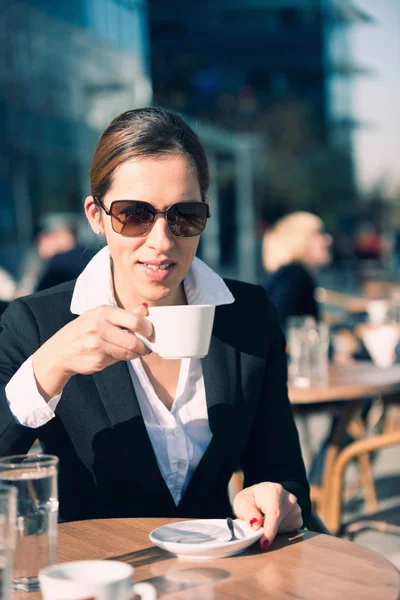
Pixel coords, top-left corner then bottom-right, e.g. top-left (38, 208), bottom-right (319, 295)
top-left (92, 338), bottom-right (150, 368)
top-left (278, 491), bottom-right (300, 522)
top-left (277, 500), bottom-right (302, 533)
top-left (254, 485), bottom-right (282, 549)
top-left (277, 509), bottom-right (302, 533)
top-left (132, 302), bottom-right (150, 318)
top-left (96, 304), bottom-right (153, 339)
top-left (97, 303), bottom-right (152, 358)
top-left (99, 324), bottom-right (151, 357)
top-left (233, 489), bottom-right (264, 531)
top-left (234, 483), bottom-right (302, 552)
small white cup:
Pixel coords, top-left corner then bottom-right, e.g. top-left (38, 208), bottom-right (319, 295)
top-left (136, 304), bottom-right (215, 359)
top-left (39, 560), bottom-right (156, 600)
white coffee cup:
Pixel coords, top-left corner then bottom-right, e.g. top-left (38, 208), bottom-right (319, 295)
top-left (39, 560), bottom-right (156, 600)
top-left (136, 304), bottom-right (215, 359)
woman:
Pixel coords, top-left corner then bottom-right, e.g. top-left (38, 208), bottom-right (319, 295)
top-left (0, 108), bottom-right (310, 550)
top-left (262, 212), bottom-right (332, 329)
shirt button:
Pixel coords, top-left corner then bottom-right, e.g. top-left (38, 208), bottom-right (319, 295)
top-left (173, 428), bottom-right (182, 436)
top-left (177, 460), bottom-right (186, 470)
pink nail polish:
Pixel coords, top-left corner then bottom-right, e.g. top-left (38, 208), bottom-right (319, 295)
top-left (261, 538), bottom-right (270, 551)
top-left (250, 518), bottom-right (258, 527)
top-left (142, 302), bottom-right (148, 308)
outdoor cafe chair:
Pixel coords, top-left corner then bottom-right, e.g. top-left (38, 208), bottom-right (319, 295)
top-left (323, 429), bottom-right (400, 535)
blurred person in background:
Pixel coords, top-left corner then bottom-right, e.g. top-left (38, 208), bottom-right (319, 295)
top-left (262, 212), bottom-right (332, 329)
top-left (16, 218), bottom-right (94, 296)
top-left (35, 219), bottom-right (94, 292)
top-left (262, 213), bottom-right (350, 488)
top-left (262, 214), bottom-right (375, 487)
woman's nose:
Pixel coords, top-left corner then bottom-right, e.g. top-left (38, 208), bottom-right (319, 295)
top-left (145, 214), bottom-right (175, 252)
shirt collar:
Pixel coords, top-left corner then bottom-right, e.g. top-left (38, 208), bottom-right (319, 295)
top-left (70, 246), bottom-right (234, 315)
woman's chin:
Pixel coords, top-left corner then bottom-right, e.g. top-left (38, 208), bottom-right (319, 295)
top-left (138, 282), bottom-right (179, 306)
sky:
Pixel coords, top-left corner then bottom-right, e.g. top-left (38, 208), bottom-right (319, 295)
top-left (351, 0), bottom-right (400, 196)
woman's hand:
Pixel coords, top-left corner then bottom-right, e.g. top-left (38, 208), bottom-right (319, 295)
top-left (233, 482), bottom-right (303, 551)
top-left (32, 303), bottom-right (153, 400)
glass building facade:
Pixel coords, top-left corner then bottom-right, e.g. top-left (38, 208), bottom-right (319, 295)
top-left (148, 0), bottom-right (372, 226)
top-left (0, 0), bottom-right (152, 272)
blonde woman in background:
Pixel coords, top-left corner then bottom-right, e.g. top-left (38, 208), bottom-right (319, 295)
top-left (262, 212), bottom-right (332, 328)
top-left (263, 212), bottom-right (370, 488)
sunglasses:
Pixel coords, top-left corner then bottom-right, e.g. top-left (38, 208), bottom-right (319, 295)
top-left (94, 198), bottom-right (210, 238)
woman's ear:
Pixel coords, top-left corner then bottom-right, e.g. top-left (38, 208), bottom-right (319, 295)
top-left (84, 196), bottom-right (103, 235)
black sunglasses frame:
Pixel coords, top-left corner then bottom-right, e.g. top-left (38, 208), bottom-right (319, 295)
top-left (93, 197), bottom-right (211, 238)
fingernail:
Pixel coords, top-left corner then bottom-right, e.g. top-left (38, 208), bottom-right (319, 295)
top-left (261, 538), bottom-right (270, 551)
top-left (142, 302), bottom-right (148, 308)
top-left (250, 518), bottom-right (258, 527)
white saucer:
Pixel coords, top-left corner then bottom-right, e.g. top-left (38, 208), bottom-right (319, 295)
top-left (149, 519), bottom-right (263, 559)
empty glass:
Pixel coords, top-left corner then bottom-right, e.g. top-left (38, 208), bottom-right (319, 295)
top-left (288, 318), bottom-right (329, 388)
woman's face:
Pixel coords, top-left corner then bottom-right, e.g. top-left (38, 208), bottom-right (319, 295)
top-left (85, 154), bottom-right (203, 308)
top-left (306, 229), bottom-right (332, 267)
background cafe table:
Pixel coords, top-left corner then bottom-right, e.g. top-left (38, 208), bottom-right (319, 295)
top-left (289, 361), bottom-right (400, 405)
top-left (14, 518), bottom-right (400, 600)
top-left (289, 361), bottom-right (400, 531)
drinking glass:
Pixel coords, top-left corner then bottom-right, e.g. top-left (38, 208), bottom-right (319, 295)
top-left (0, 485), bottom-right (17, 600)
top-left (288, 319), bottom-right (329, 388)
top-left (309, 322), bottom-right (329, 385)
top-left (0, 455), bottom-right (58, 592)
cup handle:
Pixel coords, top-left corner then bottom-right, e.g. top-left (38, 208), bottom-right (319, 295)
top-left (131, 581), bottom-right (157, 599)
top-left (135, 332), bottom-right (156, 353)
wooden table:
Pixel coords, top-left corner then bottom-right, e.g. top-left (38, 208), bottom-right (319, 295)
top-left (15, 518), bottom-right (400, 600)
top-left (289, 361), bottom-right (400, 404)
top-left (289, 361), bottom-right (400, 530)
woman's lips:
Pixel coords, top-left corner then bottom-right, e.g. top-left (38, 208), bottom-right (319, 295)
top-left (137, 262), bottom-right (176, 281)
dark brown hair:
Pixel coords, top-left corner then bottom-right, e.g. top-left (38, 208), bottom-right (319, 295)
top-left (90, 107), bottom-right (210, 199)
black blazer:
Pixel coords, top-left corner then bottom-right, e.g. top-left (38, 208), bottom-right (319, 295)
top-left (0, 279), bottom-right (310, 525)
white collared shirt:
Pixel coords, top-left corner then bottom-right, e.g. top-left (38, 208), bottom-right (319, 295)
top-left (6, 247), bottom-right (234, 505)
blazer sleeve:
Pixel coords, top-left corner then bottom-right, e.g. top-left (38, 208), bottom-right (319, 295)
top-left (240, 293), bottom-right (311, 526)
top-left (0, 299), bottom-right (43, 454)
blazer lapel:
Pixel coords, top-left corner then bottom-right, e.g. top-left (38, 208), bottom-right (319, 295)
top-left (91, 361), bottom-right (176, 512)
top-left (178, 329), bottom-right (239, 513)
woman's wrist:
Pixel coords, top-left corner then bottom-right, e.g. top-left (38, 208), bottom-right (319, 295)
top-left (31, 343), bottom-right (73, 402)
